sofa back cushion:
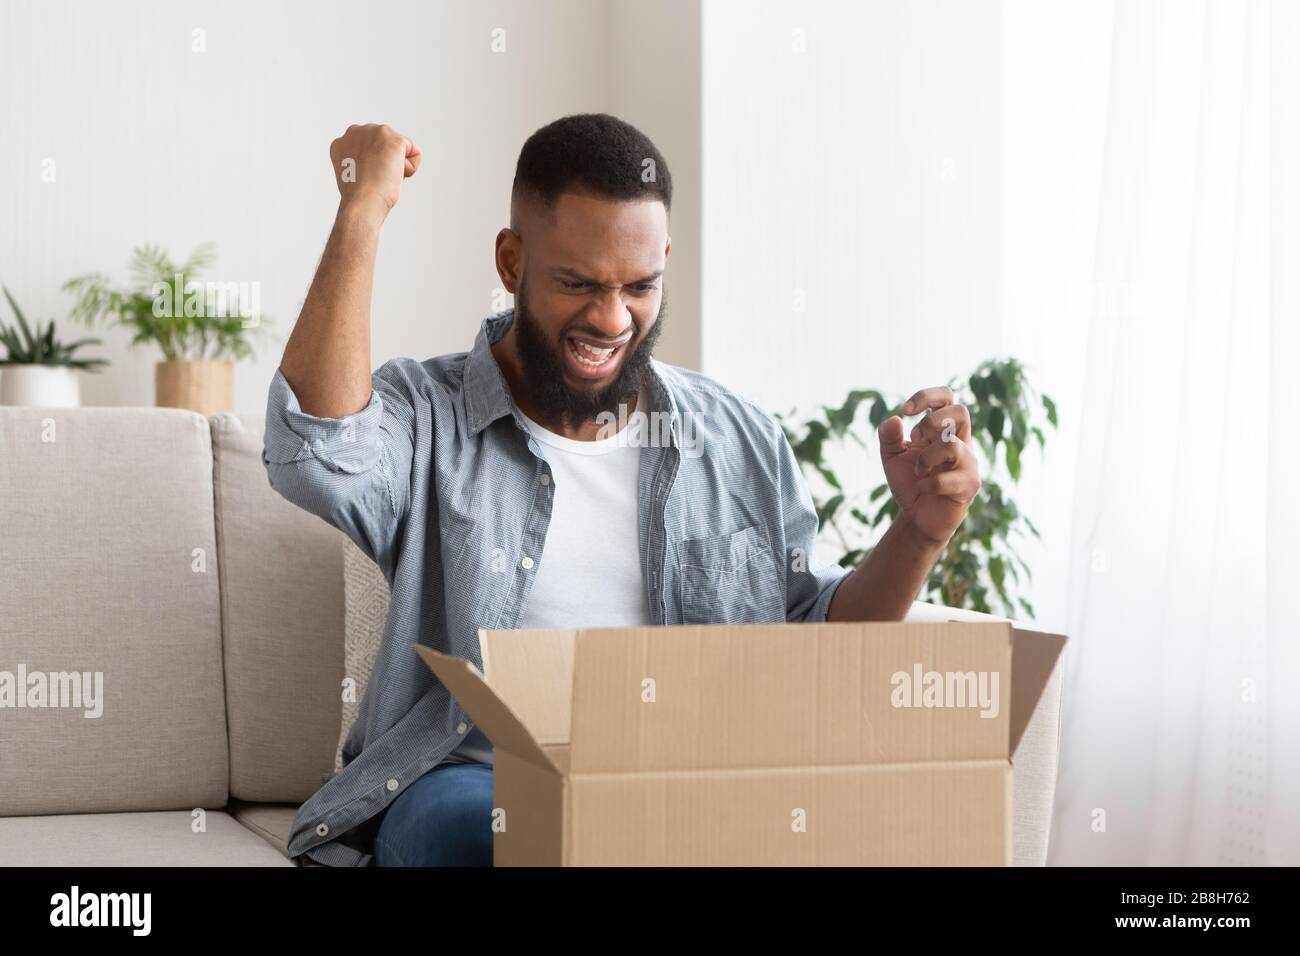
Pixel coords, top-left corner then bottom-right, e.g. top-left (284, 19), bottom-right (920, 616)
top-left (210, 414), bottom-right (344, 802)
top-left (0, 408), bottom-right (228, 815)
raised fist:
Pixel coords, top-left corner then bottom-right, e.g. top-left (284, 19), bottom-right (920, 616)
top-left (329, 123), bottom-right (422, 217)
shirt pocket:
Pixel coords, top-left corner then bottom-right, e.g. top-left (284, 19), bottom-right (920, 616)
top-left (677, 525), bottom-right (786, 624)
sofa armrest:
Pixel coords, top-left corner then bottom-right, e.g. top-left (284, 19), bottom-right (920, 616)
top-left (903, 599), bottom-right (1011, 624)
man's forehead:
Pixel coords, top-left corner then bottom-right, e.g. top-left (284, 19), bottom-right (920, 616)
top-left (520, 194), bottom-right (666, 278)
top-left (517, 190), bottom-right (667, 240)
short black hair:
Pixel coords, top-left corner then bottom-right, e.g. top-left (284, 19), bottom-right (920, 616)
top-left (512, 113), bottom-right (672, 216)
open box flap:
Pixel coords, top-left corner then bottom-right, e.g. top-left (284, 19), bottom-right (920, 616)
top-left (904, 602), bottom-right (1068, 758)
top-left (412, 644), bottom-right (557, 773)
top-left (478, 628), bottom-right (577, 748)
top-left (1008, 625), bottom-right (1068, 757)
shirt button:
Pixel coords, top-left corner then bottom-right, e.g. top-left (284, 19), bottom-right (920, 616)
top-left (457, 721), bottom-right (468, 734)
top-left (521, 556), bottom-right (534, 570)
top-left (539, 474), bottom-right (550, 486)
top-left (315, 823), bottom-right (329, 837)
top-left (386, 778), bottom-right (399, 792)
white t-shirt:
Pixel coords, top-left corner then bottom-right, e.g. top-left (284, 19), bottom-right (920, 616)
top-left (441, 395), bottom-right (650, 767)
top-left (517, 400), bottom-right (651, 629)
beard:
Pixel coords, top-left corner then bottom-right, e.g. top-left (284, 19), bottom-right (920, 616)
top-left (511, 278), bottom-right (665, 429)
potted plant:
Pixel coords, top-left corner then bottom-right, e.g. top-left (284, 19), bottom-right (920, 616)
top-left (0, 285), bottom-right (108, 407)
top-left (63, 244), bottom-right (268, 416)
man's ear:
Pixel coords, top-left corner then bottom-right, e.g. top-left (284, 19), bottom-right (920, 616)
top-left (495, 227), bottom-right (522, 294)
top-left (665, 235), bottom-right (672, 259)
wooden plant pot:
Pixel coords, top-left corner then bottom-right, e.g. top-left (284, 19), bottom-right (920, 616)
top-left (155, 359), bottom-right (234, 417)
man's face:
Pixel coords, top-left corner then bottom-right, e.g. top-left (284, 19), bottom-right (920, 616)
top-left (505, 192), bottom-right (669, 427)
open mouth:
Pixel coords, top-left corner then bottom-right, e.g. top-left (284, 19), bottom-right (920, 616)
top-left (564, 335), bottom-right (627, 380)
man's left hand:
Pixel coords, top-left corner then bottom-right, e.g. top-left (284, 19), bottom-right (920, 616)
top-left (878, 386), bottom-right (981, 548)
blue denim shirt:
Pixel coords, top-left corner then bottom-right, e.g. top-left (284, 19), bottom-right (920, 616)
top-left (262, 309), bottom-right (849, 865)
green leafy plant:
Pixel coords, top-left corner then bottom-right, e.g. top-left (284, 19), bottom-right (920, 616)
top-left (63, 244), bottom-right (268, 361)
top-left (777, 358), bottom-right (1058, 619)
top-left (0, 285), bottom-right (108, 370)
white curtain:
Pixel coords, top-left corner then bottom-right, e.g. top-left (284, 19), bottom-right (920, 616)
top-left (1050, 0), bottom-right (1300, 865)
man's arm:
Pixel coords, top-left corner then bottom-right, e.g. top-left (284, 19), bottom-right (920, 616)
top-left (825, 512), bottom-right (946, 621)
top-left (280, 124), bottom-right (422, 416)
top-left (261, 124), bottom-right (424, 573)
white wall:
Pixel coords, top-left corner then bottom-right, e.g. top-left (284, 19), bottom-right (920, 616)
top-left (607, 0), bottom-right (702, 370)
top-left (702, 0), bottom-right (1003, 408)
top-left (0, 0), bottom-right (703, 415)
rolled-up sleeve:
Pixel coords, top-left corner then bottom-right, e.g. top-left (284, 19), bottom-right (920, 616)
top-left (774, 419), bottom-right (851, 623)
top-left (262, 365), bottom-right (415, 575)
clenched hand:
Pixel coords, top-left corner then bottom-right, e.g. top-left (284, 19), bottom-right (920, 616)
top-left (878, 386), bottom-right (981, 547)
top-left (329, 123), bottom-right (422, 219)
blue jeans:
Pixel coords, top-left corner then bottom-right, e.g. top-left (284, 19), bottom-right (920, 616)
top-left (373, 763), bottom-right (493, 866)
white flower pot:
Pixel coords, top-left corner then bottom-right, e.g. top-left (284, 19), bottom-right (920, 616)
top-left (0, 365), bottom-right (81, 407)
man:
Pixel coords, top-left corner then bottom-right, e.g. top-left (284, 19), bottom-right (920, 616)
top-left (264, 114), bottom-right (981, 867)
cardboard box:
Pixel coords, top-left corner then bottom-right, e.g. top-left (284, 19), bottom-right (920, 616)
top-left (415, 620), bottom-right (1066, 866)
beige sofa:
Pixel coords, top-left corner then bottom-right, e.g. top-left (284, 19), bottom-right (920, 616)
top-left (0, 406), bottom-right (1063, 866)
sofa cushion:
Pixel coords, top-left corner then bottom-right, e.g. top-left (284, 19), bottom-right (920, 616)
top-left (228, 801), bottom-right (298, 857)
top-left (210, 414), bottom-right (346, 802)
top-left (0, 811), bottom-right (291, 866)
top-left (0, 408), bottom-right (228, 815)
